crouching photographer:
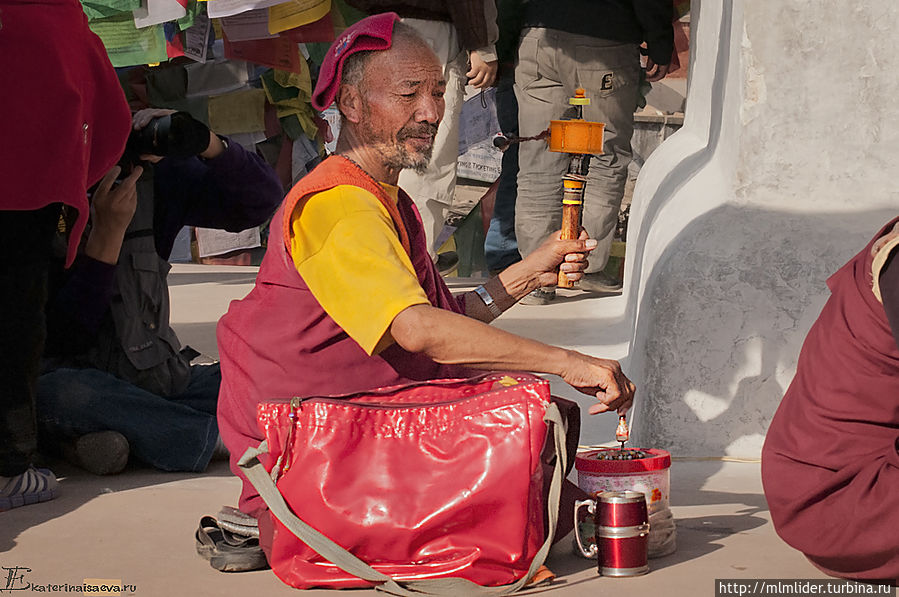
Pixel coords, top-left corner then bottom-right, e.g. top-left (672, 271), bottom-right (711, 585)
top-left (36, 108), bottom-right (284, 475)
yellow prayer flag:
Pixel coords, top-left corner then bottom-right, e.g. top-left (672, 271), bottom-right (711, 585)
top-left (268, 0), bottom-right (331, 35)
top-left (274, 64), bottom-right (312, 100)
top-left (208, 88), bottom-right (267, 135)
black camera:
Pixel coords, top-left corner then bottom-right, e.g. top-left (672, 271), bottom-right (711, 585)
top-left (120, 111), bottom-right (211, 168)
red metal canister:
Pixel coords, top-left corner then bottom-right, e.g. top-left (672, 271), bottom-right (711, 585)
top-left (574, 490), bottom-right (650, 577)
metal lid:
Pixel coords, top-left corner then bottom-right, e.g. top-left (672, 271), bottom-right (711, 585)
top-left (596, 490), bottom-right (646, 504)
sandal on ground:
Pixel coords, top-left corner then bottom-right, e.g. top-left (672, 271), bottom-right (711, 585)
top-left (195, 515), bottom-right (269, 572)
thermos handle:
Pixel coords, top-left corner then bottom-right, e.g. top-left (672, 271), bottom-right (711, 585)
top-left (573, 498), bottom-right (598, 558)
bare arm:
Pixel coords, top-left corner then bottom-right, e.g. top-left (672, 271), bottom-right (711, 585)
top-left (462, 232), bottom-right (596, 323)
top-left (390, 304), bottom-right (634, 414)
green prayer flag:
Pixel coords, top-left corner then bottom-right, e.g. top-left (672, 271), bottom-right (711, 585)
top-left (80, 0), bottom-right (141, 22)
top-left (89, 12), bottom-right (168, 68)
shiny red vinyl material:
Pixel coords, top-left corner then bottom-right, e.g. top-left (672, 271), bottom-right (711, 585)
top-left (256, 373), bottom-right (553, 589)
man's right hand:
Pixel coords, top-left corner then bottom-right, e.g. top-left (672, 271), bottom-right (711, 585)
top-left (467, 52), bottom-right (498, 89)
top-left (559, 351), bottom-right (635, 414)
top-left (521, 230), bottom-right (597, 288)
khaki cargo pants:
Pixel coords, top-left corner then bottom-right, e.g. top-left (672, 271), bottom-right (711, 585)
top-left (514, 27), bottom-right (641, 272)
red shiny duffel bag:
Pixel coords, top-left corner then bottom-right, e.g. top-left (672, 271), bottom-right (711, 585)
top-left (239, 373), bottom-right (568, 594)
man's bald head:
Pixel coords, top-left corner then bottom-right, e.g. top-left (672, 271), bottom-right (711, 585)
top-left (339, 22), bottom-right (436, 98)
top-left (334, 21), bottom-right (445, 176)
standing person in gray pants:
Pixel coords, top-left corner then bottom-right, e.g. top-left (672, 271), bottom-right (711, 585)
top-left (514, 0), bottom-right (673, 304)
top-left (345, 0), bottom-right (499, 259)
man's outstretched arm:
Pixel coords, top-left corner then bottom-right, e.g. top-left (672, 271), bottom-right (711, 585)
top-left (391, 303), bottom-right (634, 415)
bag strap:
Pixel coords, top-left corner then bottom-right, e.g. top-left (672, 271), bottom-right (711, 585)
top-left (239, 402), bottom-right (567, 596)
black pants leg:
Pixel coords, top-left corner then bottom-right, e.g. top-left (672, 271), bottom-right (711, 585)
top-left (0, 204), bottom-right (61, 477)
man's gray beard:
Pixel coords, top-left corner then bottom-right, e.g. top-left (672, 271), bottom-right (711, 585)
top-left (384, 144), bottom-right (432, 174)
top-left (357, 118), bottom-right (434, 173)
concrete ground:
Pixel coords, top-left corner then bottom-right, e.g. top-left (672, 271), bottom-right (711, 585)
top-left (2, 265), bottom-right (830, 596)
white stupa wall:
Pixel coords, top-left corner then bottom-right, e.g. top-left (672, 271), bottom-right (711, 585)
top-left (624, 0), bottom-right (898, 457)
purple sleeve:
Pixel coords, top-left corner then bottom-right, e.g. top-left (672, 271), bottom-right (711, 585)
top-left (879, 246), bottom-right (899, 352)
top-left (152, 138), bottom-right (284, 260)
top-left (44, 255), bottom-right (117, 356)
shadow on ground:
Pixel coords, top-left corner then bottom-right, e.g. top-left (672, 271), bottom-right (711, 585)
top-left (1, 460), bottom-right (233, 553)
top-left (167, 271), bottom-right (259, 286)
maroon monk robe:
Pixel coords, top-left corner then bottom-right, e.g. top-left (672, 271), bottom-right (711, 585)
top-left (762, 217), bottom-right (899, 583)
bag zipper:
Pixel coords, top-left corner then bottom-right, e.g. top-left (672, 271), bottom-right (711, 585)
top-left (270, 377), bottom-right (545, 480)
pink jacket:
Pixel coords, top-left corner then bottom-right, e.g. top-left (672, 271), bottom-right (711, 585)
top-left (0, 0), bottom-right (131, 265)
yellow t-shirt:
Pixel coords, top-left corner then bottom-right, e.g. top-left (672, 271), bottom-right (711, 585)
top-left (289, 183), bottom-right (429, 355)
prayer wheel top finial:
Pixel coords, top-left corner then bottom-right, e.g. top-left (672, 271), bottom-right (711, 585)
top-left (569, 88), bottom-right (591, 106)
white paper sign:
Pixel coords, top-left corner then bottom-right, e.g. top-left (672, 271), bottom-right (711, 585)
top-left (458, 87), bottom-right (499, 156)
top-left (229, 131), bottom-right (268, 149)
top-left (457, 142), bottom-right (502, 183)
top-left (183, 11), bottom-right (212, 63)
top-left (221, 9), bottom-right (279, 41)
top-left (133, 0), bottom-right (187, 29)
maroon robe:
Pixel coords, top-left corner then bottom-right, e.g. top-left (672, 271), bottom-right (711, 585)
top-left (216, 156), bottom-right (469, 516)
top-left (762, 218), bottom-right (899, 583)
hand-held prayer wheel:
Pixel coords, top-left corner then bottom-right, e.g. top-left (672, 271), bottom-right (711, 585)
top-left (574, 490), bottom-right (650, 577)
top-left (549, 89), bottom-right (605, 288)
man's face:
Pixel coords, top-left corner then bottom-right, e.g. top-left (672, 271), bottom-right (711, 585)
top-left (354, 41), bottom-right (446, 173)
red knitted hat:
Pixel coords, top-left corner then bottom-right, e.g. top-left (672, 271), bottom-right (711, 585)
top-left (311, 12), bottom-right (401, 111)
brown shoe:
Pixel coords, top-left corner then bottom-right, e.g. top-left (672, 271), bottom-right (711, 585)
top-left (519, 288), bottom-right (556, 305)
top-left (579, 272), bottom-right (623, 294)
top-left (63, 431), bottom-right (129, 475)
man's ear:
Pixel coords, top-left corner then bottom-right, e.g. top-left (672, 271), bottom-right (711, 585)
top-left (337, 84), bottom-right (363, 124)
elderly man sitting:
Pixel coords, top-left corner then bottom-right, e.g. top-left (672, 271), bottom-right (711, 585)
top-left (211, 12), bottom-right (635, 572)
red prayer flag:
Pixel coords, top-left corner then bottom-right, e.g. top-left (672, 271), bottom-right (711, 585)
top-left (282, 10), bottom-right (335, 43)
top-left (223, 33), bottom-right (303, 74)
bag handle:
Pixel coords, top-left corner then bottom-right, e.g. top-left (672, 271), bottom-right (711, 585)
top-left (239, 402), bottom-right (568, 596)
